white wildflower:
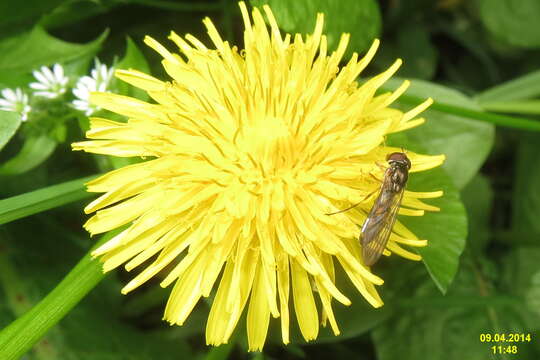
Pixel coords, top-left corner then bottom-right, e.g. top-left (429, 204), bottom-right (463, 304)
top-left (29, 63), bottom-right (69, 99)
top-left (0, 88), bottom-right (31, 121)
top-left (72, 60), bottom-right (114, 115)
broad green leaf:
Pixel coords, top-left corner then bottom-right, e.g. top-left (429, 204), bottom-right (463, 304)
top-left (116, 36), bottom-right (151, 75)
top-left (461, 174), bottom-right (493, 255)
top-left (512, 133), bottom-right (540, 234)
top-left (476, 69), bottom-right (540, 103)
top-left (436, 22), bottom-right (499, 87)
top-left (0, 26), bottom-right (108, 74)
top-left (0, 135), bottom-right (56, 175)
top-left (478, 0), bottom-right (540, 48)
top-left (384, 78), bottom-right (495, 189)
top-left (501, 247), bottom-right (540, 332)
top-left (0, 0), bottom-right (67, 36)
top-left (117, 0), bottom-right (221, 11)
top-left (0, 72), bottom-right (34, 88)
top-left (376, 24), bottom-right (437, 80)
top-left (0, 175), bottom-right (96, 225)
top-left (40, 1), bottom-right (114, 30)
top-left (250, 0), bottom-right (381, 54)
top-left (372, 259), bottom-right (537, 360)
top-left (116, 37), bottom-right (151, 101)
top-left (203, 342), bottom-right (236, 360)
top-left (311, 293), bottom-right (392, 344)
top-left (0, 111), bottom-right (21, 151)
top-left (403, 165), bottom-right (467, 293)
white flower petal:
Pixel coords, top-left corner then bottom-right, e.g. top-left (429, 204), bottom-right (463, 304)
top-left (53, 63), bottom-right (64, 80)
top-left (0, 99), bottom-right (14, 107)
top-left (72, 99), bottom-right (89, 110)
top-left (33, 70), bottom-right (51, 86)
top-left (29, 82), bottom-right (49, 90)
top-left (34, 91), bottom-right (56, 98)
top-left (96, 83), bottom-right (108, 92)
top-left (2, 88), bottom-right (17, 101)
top-left (80, 76), bottom-right (96, 88)
top-left (42, 66), bottom-right (56, 83)
top-left (73, 87), bottom-right (89, 100)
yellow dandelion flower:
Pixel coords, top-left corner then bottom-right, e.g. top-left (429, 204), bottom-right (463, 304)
top-left (72, 2), bottom-right (444, 351)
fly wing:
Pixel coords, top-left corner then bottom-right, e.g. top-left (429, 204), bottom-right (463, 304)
top-left (361, 178), bottom-right (405, 266)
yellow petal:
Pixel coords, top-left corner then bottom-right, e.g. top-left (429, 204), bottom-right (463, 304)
top-left (291, 259), bottom-right (319, 341)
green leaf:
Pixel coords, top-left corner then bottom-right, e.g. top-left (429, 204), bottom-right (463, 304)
top-left (203, 342), bottom-right (236, 360)
top-left (501, 247), bottom-right (540, 331)
top-left (0, 175), bottom-right (96, 225)
top-left (513, 133), bottom-right (540, 234)
top-left (377, 24), bottom-right (437, 80)
top-left (0, 0), bottom-right (67, 36)
top-left (372, 259), bottom-right (538, 360)
top-left (249, 0), bottom-right (381, 54)
top-left (478, 0), bottom-right (540, 48)
top-left (402, 166), bottom-right (467, 294)
top-left (116, 37), bottom-right (151, 101)
top-left (460, 175), bottom-right (493, 255)
top-left (0, 72), bottom-right (33, 88)
top-left (476, 69), bottom-right (540, 103)
top-left (305, 266), bottom-right (393, 343)
top-left (0, 26), bottom-right (108, 74)
top-left (123, 0), bottom-right (221, 11)
top-left (384, 78), bottom-right (495, 189)
top-left (436, 21), bottom-right (499, 86)
top-left (116, 37), bottom-right (151, 76)
top-left (0, 135), bottom-right (56, 175)
top-left (40, 1), bottom-right (114, 30)
top-left (0, 111), bottom-right (21, 151)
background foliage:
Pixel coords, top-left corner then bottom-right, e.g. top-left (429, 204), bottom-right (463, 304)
top-left (0, 0), bottom-right (539, 359)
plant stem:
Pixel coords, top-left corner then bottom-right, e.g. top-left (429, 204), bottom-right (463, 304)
top-left (395, 92), bottom-right (540, 132)
top-left (480, 100), bottom-right (540, 115)
top-left (0, 174), bottom-right (97, 226)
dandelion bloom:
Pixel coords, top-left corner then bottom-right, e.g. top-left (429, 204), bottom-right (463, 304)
top-left (73, 2), bottom-right (444, 351)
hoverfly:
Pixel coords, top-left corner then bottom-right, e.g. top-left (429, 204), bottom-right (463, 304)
top-left (361, 152), bottom-right (410, 266)
top-left (326, 152), bottom-right (411, 266)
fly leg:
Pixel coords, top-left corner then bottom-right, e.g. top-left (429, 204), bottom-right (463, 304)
top-left (325, 187), bottom-right (379, 216)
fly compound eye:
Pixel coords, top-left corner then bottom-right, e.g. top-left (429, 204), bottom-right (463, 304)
top-left (386, 152), bottom-right (408, 164)
top-left (404, 156), bottom-right (411, 169)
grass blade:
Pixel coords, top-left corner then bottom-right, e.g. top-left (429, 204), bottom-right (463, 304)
top-left (0, 175), bottom-right (97, 225)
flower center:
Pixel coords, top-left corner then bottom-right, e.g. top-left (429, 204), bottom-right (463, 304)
top-left (242, 116), bottom-right (292, 171)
